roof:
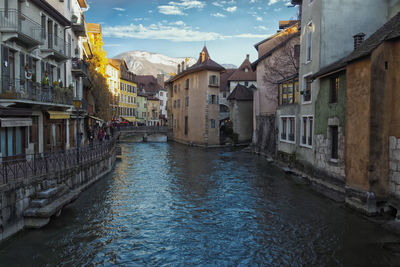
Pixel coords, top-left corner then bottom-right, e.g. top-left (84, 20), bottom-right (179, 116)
top-left (219, 68), bottom-right (236, 91)
top-left (254, 21), bottom-right (299, 51)
top-left (345, 11), bottom-right (400, 63)
top-left (228, 55), bottom-right (256, 82)
top-left (77, 0), bottom-right (88, 8)
top-left (167, 46), bottom-right (225, 83)
top-left (87, 23), bottom-right (102, 34)
top-left (252, 31), bottom-right (300, 70)
top-left (107, 59), bottom-right (120, 69)
top-left (136, 75), bottom-right (164, 93)
top-left (313, 11), bottom-right (400, 79)
top-left (31, 0), bottom-right (70, 26)
top-left (227, 84), bottom-right (254, 101)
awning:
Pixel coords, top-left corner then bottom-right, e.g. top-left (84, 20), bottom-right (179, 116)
top-left (121, 117), bottom-right (136, 122)
top-left (47, 111), bottom-right (70, 120)
top-left (0, 117), bottom-right (32, 127)
top-left (88, 115), bottom-right (104, 122)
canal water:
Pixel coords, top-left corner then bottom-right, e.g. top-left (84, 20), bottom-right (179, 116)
top-left (1, 142), bottom-right (400, 266)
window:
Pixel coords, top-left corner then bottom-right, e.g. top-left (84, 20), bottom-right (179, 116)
top-left (185, 96), bottom-right (189, 107)
top-left (303, 75), bottom-right (312, 103)
top-left (294, 44), bottom-right (300, 59)
top-left (306, 22), bottom-right (312, 62)
top-left (184, 116), bottom-right (188, 135)
top-left (160, 100), bottom-right (163, 106)
top-left (185, 79), bottom-right (189, 89)
top-left (41, 15), bottom-right (46, 39)
top-left (330, 126), bottom-right (339, 160)
top-left (244, 67), bottom-right (249, 73)
top-left (223, 92), bottom-right (226, 98)
top-left (279, 78), bottom-right (299, 105)
top-left (211, 119), bottom-right (215, 128)
top-left (211, 95), bottom-right (216, 104)
top-left (177, 99), bottom-right (180, 108)
top-left (329, 75), bottom-right (339, 103)
top-left (209, 75), bottom-right (219, 86)
top-left (174, 85), bottom-right (177, 93)
top-left (301, 116), bottom-right (313, 147)
top-left (280, 116), bottom-right (295, 143)
top-left (245, 81), bottom-right (249, 87)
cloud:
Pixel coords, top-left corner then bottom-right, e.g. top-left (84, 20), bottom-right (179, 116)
top-left (268, 0), bottom-right (290, 5)
top-left (249, 0), bottom-right (257, 3)
top-left (254, 25), bottom-right (267, 31)
top-left (134, 18), bottom-right (143, 21)
top-left (255, 16), bottom-right (263, 21)
top-left (102, 22), bottom-right (269, 42)
top-left (171, 20), bottom-right (186, 25)
top-left (212, 2), bottom-right (223, 7)
top-left (268, 0), bottom-right (279, 5)
top-left (226, 6), bottom-right (237, 12)
top-left (211, 13), bottom-right (226, 18)
top-left (274, 8), bottom-right (282, 11)
top-left (158, 0), bottom-right (206, 16)
top-left (112, 7), bottom-right (125, 11)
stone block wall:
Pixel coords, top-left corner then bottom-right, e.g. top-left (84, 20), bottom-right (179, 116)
top-left (314, 118), bottom-right (345, 180)
top-left (253, 115), bottom-right (276, 157)
top-left (389, 136), bottom-right (400, 196)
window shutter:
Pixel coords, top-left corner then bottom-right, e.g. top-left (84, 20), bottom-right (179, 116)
top-left (216, 95), bottom-right (219, 104)
top-left (2, 45), bottom-right (9, 90)
top-left (216, 76), bottom-right (219, 86)
top-left (20, 52), bottom-right (25, 80)
top-left (209, 75), bottom-right (212, 85)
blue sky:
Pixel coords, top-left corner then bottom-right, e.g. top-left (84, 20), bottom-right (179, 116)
top-left (85, 0), bottom-right (298, 66)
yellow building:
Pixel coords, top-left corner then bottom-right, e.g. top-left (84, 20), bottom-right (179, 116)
top-left (146, 95), bottom-right (160, 126)
top-left (106, 59), bottom-right (120, 119)
top-left (115, 60), bottom-right (137, 123)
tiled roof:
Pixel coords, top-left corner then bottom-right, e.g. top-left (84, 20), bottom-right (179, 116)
top-left (87, 23), bottom-right (102, 33)
top-left (219, 68), bottom-right (236, 91)
top-left (167, 46), bottom-right (225, 83)
top-left (227, 84), bottom-right (254, 101)
top-left (228, 55), bottom-right (256, 82)
top-left (107, 59), bottom-right (120, 69)
top-left (313, 11), bottom-right (400, 79)
top-left (136, 75), bottom-right (164, 93)
top-left (345, 11), bottom-right (400, 63)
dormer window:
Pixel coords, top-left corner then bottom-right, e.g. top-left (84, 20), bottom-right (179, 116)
top-left (244, 67), bottom-right (249, 72)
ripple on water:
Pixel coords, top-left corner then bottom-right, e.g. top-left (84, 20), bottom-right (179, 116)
top-left (0, 143), bottom-right (400, 266)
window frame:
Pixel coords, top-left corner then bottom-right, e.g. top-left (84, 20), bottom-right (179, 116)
top-left (279, 116), bottom-right (296, 144)
top-left (306, 21), bottom-right (313, 63)
top-left (302, 73), bottom-right (312, 104)
top-left (300, 115), bottom-right (313, 148)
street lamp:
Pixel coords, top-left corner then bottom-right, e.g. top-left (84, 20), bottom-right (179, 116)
top-left (73, 98), bottom-right (82, 163)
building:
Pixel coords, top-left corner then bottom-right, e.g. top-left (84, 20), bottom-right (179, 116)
top-left (106, 59), bottom-right (120, 120)
top-left (218, 68), bottom-right (236, 122)
top-left (227, 84), bottom-right (254, 143)
top-left (146, 94), bottom-right (160, 126)
top-left (113, 59), bottom-right (137, 124)
top-left (0, 0), bottom-right (89, 156)
top-left (227, 55), bottom-right (256, 92)
top-left (166, 46), bottom-right (225, 146)
top-left (251, 21), bottom-right (300, 157)
top-left (136, 91), bottom-right (148, 125)
top-left (157, 74), bottom-right (168, 125)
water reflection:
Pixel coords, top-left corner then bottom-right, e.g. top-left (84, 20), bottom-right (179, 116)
top-left (0, 142), bottom-right (399, 266)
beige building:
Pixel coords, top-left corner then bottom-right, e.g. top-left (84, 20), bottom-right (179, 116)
top-left (167, 46), bottom-right (224, 146)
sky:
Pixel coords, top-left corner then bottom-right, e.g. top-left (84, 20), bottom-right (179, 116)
top-left (84, 0), bottom-right (298, 66)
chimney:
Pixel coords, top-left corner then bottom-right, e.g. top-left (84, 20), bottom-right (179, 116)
top-left (246, 54), bottom-right (250, 60)
top-left (178, 64), bottom-right (181, 73)
top-left (157, 74), bottom-right (164, 87)
top-left (353, 33), bottom-right (365, 50)
top-left (181, 61), bottom-right (185, 71)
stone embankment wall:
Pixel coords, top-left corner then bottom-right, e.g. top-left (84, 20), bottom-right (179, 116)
top-left (253, 115), bottom-right (276, 157)
top-left (389, 136), bottom-right (400, 198)
top-left (0, 144), bottom-right (117, 241)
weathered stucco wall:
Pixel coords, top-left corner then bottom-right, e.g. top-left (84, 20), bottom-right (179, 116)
top-left (345, 58), bottom-right (371, 191)
top-left (231, 100), bottom-right (253, 143)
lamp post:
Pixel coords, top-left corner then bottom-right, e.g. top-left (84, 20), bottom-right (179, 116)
top-left (73, 98), bottom-right (82, 163)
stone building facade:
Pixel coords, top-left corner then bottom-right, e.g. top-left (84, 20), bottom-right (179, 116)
top-left (167, 46), bottom-right (224, 146)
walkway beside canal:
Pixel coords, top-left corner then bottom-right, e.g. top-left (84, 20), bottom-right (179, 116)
top-left (0, 136), bottom-right (119, 241)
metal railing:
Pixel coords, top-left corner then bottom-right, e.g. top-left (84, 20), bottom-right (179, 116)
top-left (71, 58), bottom-right (90, 77)
top-left (118, 125), bottom-right (168, 133)
top-left (0, 9), bottom-right (43, 44)
top-left (47, 33), bottom-right (71, 58)
top-left (0, 136), bottom-right (117, 185)
top-left (0, 76), bottom-right (73, 105)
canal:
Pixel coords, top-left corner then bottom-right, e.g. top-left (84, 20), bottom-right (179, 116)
top-left (1, 142), bottom-right (400, 266)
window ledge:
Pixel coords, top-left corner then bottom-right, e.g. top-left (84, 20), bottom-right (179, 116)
top-left (280, 139), bottom-right (296, 144)
top-left (329, 158), bottom-right (338, 163)
top-left (302, 101), bottom-right (312, 105)
top-left (300, 143), bottom-right (313, 149)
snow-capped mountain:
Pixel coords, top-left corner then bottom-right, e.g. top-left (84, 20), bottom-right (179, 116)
top-left (114, 51), bottom-right (197, 78)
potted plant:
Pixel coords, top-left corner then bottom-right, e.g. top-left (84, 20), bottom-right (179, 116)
top-left (71, 14), bottom-right (78, 23)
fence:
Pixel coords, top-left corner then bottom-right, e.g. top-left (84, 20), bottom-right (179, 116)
top-left (0, 136), bottom-right (117, 185)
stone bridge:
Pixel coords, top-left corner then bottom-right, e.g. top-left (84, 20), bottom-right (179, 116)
top-left (118, 126), bottom-right (169, 142)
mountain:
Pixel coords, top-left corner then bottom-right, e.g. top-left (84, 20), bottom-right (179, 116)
top-left (114, 51), bottom-right (197, 78)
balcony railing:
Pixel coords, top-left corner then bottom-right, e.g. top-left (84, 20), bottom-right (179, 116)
top-left (71, 58), bottom-right (90, 77)
top-left (0, 76), bottom-right (73, 105)
top-left (0, 9), bottom-right (43, 47)
top-left (0, 137), bottom-right (117, 185)
top-left (71, 13), bottom-right (86, 37)
top-left (42, 33), bottom-right (71, 61)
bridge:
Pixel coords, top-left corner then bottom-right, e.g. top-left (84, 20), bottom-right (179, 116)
top-left (118, 126), bottom-right (169, 142)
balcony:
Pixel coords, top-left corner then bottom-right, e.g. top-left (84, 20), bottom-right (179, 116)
top-left (41, 34), bottom-right (71, 62)
top-left (0, 9), bottom-right (43, 48)
top-left (71, 14), bottom-right (86, 37)
top-left (71, 58), bottom-right (90, 78)
top-left (0, 76), bottom-right (73, 106)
